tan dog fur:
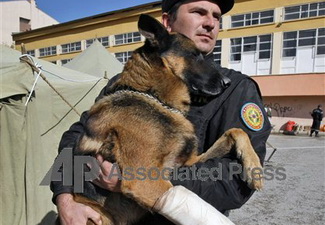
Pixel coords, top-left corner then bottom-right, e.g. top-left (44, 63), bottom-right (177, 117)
top-left (60, 15), bottom-right (263, 225)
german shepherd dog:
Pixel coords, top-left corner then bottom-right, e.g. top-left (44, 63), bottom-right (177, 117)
top-left (70, 14), bottom-right (263, 225)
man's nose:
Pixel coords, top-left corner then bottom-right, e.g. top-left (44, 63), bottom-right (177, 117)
top-left (203, 14), bottom-right (216, 30)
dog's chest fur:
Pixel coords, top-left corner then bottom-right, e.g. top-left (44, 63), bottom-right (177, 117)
top-left (87, 91), bottom-right (198, 167)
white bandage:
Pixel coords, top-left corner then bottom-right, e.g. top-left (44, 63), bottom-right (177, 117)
top-left (153, 186), bottom-right (235, 225)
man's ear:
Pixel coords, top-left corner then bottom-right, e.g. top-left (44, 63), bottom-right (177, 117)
top-left (138, 14), bottom-right (170, 48)
top-left (162, 13), bottom-right (172, 32)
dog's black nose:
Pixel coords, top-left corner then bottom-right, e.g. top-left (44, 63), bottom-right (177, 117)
top-left (221, 76), bottom-right (231, 88)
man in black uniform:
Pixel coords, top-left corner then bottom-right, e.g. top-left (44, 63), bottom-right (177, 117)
top-left (310, 105), bottom-right (323, 137)
top-left (52, 0), bottom-right (272, 224)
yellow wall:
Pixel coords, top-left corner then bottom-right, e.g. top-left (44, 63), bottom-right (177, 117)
top-left (13, 5), bottom-right (162, 61)
top-left (231, 0), bottom-right (324, 14)
top-left (219, 16), bottom-right (324, 39)
top-left (220, 0), bottom-right (325, 39)
top-left (13, 0), bottom-right (325, 63)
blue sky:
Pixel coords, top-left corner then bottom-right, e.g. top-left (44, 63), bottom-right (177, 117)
top-left (34, 0), bottom-right (157, 23)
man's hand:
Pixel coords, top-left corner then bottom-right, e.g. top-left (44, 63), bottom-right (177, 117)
top-left (56, 193), bottom-right (102, 225)
top-left (56, 155), bottom-right (120, 225)
top-left (92, 154), bottom-right (121, 192)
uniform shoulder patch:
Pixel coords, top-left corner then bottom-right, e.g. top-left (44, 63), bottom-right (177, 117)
top-left (241, 102), bottom-right (264, 131)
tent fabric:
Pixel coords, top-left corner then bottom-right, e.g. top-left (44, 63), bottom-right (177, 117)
top-left (0, 45), bottom-right (109, 225)
top-left (0, 63), bottom-right (34, 99)
top-left (64, 40), bottom-right (124, 79)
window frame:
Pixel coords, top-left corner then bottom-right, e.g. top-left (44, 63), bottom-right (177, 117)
top-left (230, 34), bottom-right (273, 62)
top-left (26, 50), bottom-right (35, 57)
top-left (316, 28), bottom-right (325, 55)
top-left (213, 40), bottom-right (222, 64)
top-left (61, 58), bottom-right (72, 65)
top-left (115, 51), bottom-right (133, 64)
top-left (114, 32), bottom-right (141, 46)
top-left (230, 37), bottom-right (243, 61)
top-left (282, 28), bottom-right (324, 58)
top-left (86, 36), bottom-right (110, 48)
top-left (61, 42), bottom-right (82, 54)
top-left (39, 46), bottom-right (57, 57)
top-left (284, 2), bottom-right (325, 21)
top-left (231, 10), bottom-right (274, 28)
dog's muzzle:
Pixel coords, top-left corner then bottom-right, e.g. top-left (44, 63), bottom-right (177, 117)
top-left (221, 76), bottom-right (231, 89)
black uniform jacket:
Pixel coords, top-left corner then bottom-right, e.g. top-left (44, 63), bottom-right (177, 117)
top-left (51, 58), bottom-right (271, 224)
top-left (311, 108), bottom-right (323, 129)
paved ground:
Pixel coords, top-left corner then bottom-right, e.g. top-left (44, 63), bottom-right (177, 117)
top-left (229, 134), bottom-right (325, 225)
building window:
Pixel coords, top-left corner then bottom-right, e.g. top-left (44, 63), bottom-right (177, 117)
top-left (39, 46), bottom-right (57, 57)
top-left (213, 40), bottom-right (222, 64)
top-left (243, 36), bottom-right (257, 52)
top-left (26, 50), bottom-right (35, 57)
top-left (61, 59), bottom-right (72, 65)
top-left (231, 10), bottom-right (274, 28)
top-left (317, 28), bottom-right (325, 55)
top-left (115, 51), bottom-right (133, 64)
top-left (114, 32), bottom-right (141, 45)
top-left (86, 40), bottom-right (93, 48)
top-left (19, 17), bottom-right (31, 32)
top-left (259, 35), bottom-right (272, 59)
top-left (283, 31), bottom-right (297, 57)
top-left (283, 28), bottom-right (324, 57)
top-left (86, 36), bottom-right (110, 48)
top-left (61, 42), bottom-right (81, 53)
top-left (284, 2), bottom-right (325, 21)
top-left (230, 34), bottom-right (272, 61)
top-left (230, 38), bottom-right (242, 61)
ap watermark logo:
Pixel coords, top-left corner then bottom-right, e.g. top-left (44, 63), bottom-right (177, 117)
top-left (41, 148), bottom-right (286, 193)
top-left (40, 148), bottom-right (100, 193)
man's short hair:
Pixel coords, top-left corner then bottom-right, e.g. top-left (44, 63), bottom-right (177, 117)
top-left (161, 0), bottom-right (235, 15)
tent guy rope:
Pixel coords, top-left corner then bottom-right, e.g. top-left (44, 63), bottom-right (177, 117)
top-left (20, 54), bottom-right (81, 116)
top-left (22, 54), bottom-right (42, 106)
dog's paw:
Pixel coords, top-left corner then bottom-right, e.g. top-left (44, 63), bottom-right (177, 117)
top-left (242, 159), bottom-right (264, 191)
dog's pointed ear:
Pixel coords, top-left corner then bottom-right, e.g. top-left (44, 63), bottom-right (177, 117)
top-left (138, 14), bottom-right (169, 48)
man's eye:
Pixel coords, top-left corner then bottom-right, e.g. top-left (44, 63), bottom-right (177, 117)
top-left (193, 10), bottom-right (204, 15)
top-left (214, 15), bottom-right (221, 21)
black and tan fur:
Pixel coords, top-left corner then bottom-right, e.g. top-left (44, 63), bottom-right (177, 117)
top-left (67, 15), bottom-right (263, 225)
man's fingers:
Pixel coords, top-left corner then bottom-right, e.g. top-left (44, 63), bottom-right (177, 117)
top-left (86, 206), bottom-right (102, 225)
top-left (92, 177), bottom-right (105, 189)
top-left (96, 154), bottom-right (104, 164)
top-left (100, 160), bottom-right (115, 177)
top-left (91, 155), bottom-right (121, 192)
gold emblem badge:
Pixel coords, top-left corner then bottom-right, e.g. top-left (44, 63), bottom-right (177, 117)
top-left (241, 103), bottom-right (264, 131)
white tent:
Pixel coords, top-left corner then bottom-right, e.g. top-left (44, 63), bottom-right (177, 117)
top-left (0, 45), bottom-right (109, 225)
top-left (64, 40), bottom-right (123, 79)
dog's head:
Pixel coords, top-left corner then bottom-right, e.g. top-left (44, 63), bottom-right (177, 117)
top-left (138, 14), bottom-right (230, 97)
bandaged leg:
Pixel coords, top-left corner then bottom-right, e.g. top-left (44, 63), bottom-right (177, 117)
top-left (153, 186), bottom-right (235, 225)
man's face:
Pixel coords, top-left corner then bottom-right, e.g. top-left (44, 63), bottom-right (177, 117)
top-left (162, 0), bottom-right (221, 54)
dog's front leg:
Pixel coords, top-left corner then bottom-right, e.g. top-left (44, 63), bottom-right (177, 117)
top-left (71, 194), bottom-right (115, 225)
top-left (121, 177), bottom-right (173, 210)
top-left (197, 128), bottom-right (263, 190)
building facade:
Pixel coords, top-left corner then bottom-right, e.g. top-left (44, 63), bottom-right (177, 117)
top-left (0, 0), bottom-right (58, 46)
top-left (12, 0), bottom-right (325, 132)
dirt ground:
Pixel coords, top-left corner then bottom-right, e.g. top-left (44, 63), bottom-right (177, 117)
top-left (229, 134), bottom-right (325, 225)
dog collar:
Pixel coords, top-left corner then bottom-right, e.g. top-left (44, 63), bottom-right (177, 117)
top-left (113, 90), bottom-right (185, 116)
